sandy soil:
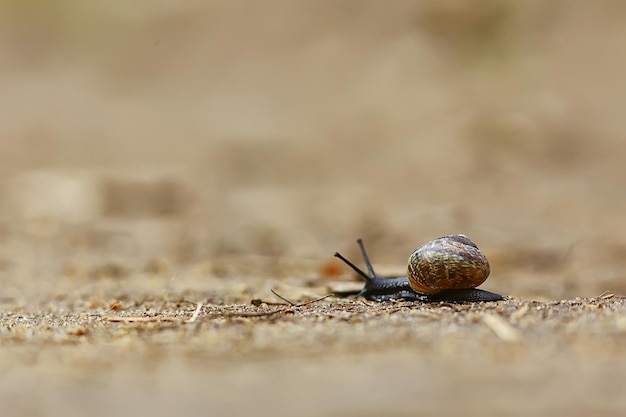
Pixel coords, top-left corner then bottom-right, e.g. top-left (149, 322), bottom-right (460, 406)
top-left (1, 1), bottom-right (626, 416)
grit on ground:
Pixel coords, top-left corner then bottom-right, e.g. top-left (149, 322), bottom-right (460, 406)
top-left (1, 2), bottom-right (626, 416)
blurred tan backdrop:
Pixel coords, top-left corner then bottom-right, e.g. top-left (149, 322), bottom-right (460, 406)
top-left (1, 0), bottom-right (626, 299)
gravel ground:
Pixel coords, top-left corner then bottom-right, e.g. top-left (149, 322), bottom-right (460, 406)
top-left (1, 266), bottom-right (625, 417)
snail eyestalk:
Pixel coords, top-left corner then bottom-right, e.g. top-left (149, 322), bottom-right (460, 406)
top-left (356, 238), bottom-right (377, 278)
top-left (333, 251), bottom-right (372, 282)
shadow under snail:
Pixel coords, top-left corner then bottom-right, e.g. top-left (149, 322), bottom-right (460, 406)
top-left (334, 234), bottom-right (503, 302)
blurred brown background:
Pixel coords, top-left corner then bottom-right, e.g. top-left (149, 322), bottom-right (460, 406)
top-left (2, 2), bottom-right (626, 417)
top-left (3, 0), bottom-right (626, 300)
top-left (0, 0), bottom-right (626, 298)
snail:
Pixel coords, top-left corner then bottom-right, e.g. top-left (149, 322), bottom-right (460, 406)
top-left (333, 234), bottom-right (503, 302)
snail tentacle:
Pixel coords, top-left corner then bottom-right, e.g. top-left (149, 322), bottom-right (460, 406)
top-left (356, 238), bottom-right (377, 279)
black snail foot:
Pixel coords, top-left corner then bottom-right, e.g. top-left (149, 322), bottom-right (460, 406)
top-left (358, 281), bottom-right (503, 302)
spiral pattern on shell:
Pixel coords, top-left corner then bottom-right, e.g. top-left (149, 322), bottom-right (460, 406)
top-left (407, 234), bottom-right (490, 295)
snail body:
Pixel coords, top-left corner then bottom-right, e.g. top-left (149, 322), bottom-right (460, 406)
top-left (334, 234), bottom-right (502, 302)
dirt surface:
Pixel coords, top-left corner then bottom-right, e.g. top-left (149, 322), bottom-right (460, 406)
top-left (2, 1), bottom-right (626, 416)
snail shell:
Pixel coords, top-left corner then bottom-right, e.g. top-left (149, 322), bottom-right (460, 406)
top-left (407, 234), bottom-right (490, 295)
